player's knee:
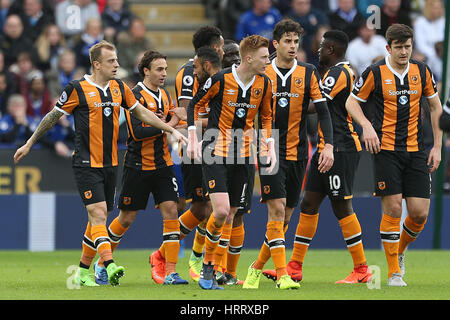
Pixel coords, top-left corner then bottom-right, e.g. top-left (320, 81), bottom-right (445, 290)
top-left (233, 213), bottom-right (244, 227)
top-left (267, 199), bottom-right (286, 220)
top-left (119, 210), bottom-right (138, 228)
top-left (213, 203), bottom-right (230, 221)
top-left (300, 198), bottom-right (319, 215)
top-left (408, 212), bottom-right (428, 225)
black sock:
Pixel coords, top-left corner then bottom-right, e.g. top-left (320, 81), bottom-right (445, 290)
top-left (103, 259), bottom-right (114, 268)
top-left (79, 262), bottom-right (90, 269)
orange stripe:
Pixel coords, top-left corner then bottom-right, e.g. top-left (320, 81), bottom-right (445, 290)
top-left (347, 114), bottom-right (362, 151)
top-left (80, 81), bottom-right (103, 167)
top-left (380, 65), bottom-right (396, 151)
top-left (406, 64), bottom-right (421, 152)
top-left (216, 73), bottom-right (236, 157)
top-left (286, 66), bottom-right (306, 160)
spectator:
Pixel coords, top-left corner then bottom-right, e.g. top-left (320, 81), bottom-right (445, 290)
top-left (0, 0), bottom-right (13, 31)
top-left (377, 0), bottom-right (412, 37)
top-left (46, 49), bottom-right (84, 100)
top-left (10, 51), bottom-right (38, 97)
top-left (48, 114), bottom-right (76, 158)
top-left (413, 0), bottom-right (445, 69)
top-left (346, 23), bottom-right (388, 77)
top-left (0, 94), bottom-right (39, 145)
top-left (218, 0), bottom-right (252, 40)
top-left (328, 0), bottom-right (366, 41)
top-left (24, 70), bottom-right (53, 119)
top-left (0, 50), bottom-right (18, 114)
top-left (18, 0), bottom-right (54, 42)
top-left (296, 47), bottom-right (307, 63)
top-left (101, 0), bottom-right (136, 42)
top-left (287, 0), bottom-right (329, 62)
top-left (0, 14), bottom-right (36, 68)
top-left (308, 24), bottom-right (330, 68)
top-left (35, 24), bottom-right (68, 71)
top-left (72, 17), bottom-right (104, 72)
top-left (116, 17), bottom-right (151, 77)
top-left (222, 39), bottom-right (240, 68)
top-left (234, 0), bottom-right (282, 41)
top-left (56, 0), bottom-right (100, 38)
top-left (0, 72), bottom-right (8, 116)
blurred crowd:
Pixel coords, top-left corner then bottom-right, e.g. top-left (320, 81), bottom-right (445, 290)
top-left (0, 0), bottom-right (448, 190)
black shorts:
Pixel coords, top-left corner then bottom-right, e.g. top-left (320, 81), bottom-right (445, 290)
top-left (202, 160), bottom-right (252, 208)
top-left (236, 163), bottom-right (256, 215)
top-left (118, 165), bottom-right (179, 211)
top-left (259, 159), bottom-right (308, 208)
top-left (305, 151), bottom-right (360, 200)
top-left (181, 162), bottom-right (208, 203)
top-left (373, 150), bottom-right (431, 198)
top-left (73, 166), bottom-right (118, 212)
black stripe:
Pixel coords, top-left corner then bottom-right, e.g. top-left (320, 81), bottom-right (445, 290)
top-left (72, 80), bottom-right (89, 166)
top-left (196, 225), bottom-right (206, 235)
top-left (345, 234), bottom-right (362, 246)
top-left (99, 87), bottom-right (114, 167)
top-left (206, 230), bottom-right (221, 242)
top-left (107, 229), bottom-right (122, 242)
top-left (94, 237), bottom-right (110, 248)
top-left (394, 75), bottom-right (410, 150)
top-left (268, 239), bottom-right (285, 248)
top-left (403, 223), bottom-right (419, 238)
top-left (228, 246), bottom-right (242, 254)
top-left (294, 236), bottom-right (311, 244)
top-left (371, 65), bottom-right (384, 144)
top-left (219, 239), bottom-right (229, 247)
top-left (117, 79), bottom-right (128, 110)
top-left (163, 233), bottom-right (180, 242)
top-left (380, 233), bottom-right (400, 241)
top-left (83, 235), bottom-right (95, 248)
top-left (179, 223), bottom-right (191, 235)
top-left (296, 66), bottom-right (311, 160)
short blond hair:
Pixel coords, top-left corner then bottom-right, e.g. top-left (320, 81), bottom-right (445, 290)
top-left (89, 40), bottom-right (116, 65)
top-left (239, 35), bottom-right (269, 59)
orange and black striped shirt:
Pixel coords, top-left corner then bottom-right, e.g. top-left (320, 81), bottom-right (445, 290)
top-left (187, 65), bottom-right (273, 159)
top-left (55, 75), bottom-right (138, 167)
top-left (352, 57), bottom-right (438, 152)
top-left (124, 82), bottom-right (174, 171)
top-left (266, 59), bottom-right (325, 161)
top-left (175, 59), bottom-right (208, 120)
top-left (318, 62), bottom-right (361, 152)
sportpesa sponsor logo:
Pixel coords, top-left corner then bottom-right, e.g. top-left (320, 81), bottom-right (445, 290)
top-left (273, 92), bottom-right (299, 98)
top-left (94, 101), bottom-right (120, 108)
top-left (388, 89), bottom-right (418, 96)
top-left (227, 101), bottom-right (257, 108)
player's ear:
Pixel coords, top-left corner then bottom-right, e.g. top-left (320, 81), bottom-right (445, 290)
top-left (272, 39), bottom-right (279, 49)
top-left (386, 44), bottom-right (391, 54)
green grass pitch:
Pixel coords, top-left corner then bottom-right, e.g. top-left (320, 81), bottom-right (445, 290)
top-left (1, 249), bottom-right (449, 300)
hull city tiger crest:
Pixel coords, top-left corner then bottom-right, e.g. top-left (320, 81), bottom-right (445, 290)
top-left (252, 88), bottom-right (262, 98)
top-left (378, 181), bottom-right (386, 190)
top-left (208, 180), bottom-right (215, 189)
top-left (123, 197), bottom-right (131, 205)
top-left (84, 190), bottom-right (92, 199)
top-left (263, 185), bottom-right (270, 194)
top-left (294, 77), bottom-right (303, 87)
top-left (410, 75), bottom-right (419, 85)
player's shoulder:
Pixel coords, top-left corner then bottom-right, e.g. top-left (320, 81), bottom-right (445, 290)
top-left (296, 60), bottom-right (318, 72)
top-left (409, 58), bottom-right (431, 72)
top-left (177, 59), bottom-right (194, 74)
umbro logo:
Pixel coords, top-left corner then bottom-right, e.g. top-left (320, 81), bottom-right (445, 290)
top-left (88, 91), bottom-right (97, 97)
top-left (226, 89), bottom-right (235, 95)
top-left (384, 79), bottom-right (393, 85)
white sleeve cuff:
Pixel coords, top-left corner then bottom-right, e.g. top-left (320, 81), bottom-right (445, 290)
top-left (188, 126), bottom-right (197, 131)
top-left (266, 137), bottom-right (274, 144)
top-left (312, 98), bottom-right (326, 103)
top-left (351, 92), bottom-right (366, 103)
top-left (425, 92), bottom-right (439, 99)
top-left (54, 106), bottom-right (70, 115)
top-left (128, 101), bottom-right (139, 112)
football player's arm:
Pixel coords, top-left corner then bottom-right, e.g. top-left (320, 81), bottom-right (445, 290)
top-left (426, 94), bottom-right (443, 173)
top-left (14, 107), bottom-right (64, 163)
top-left (347, 68), bottom-right (379, 154)
top-left (131, 103), bottom-right (187, 145)
top-left (259, 81), bottom-right (276, 174)
top-left (346, 94), bottom-right (379, 154)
